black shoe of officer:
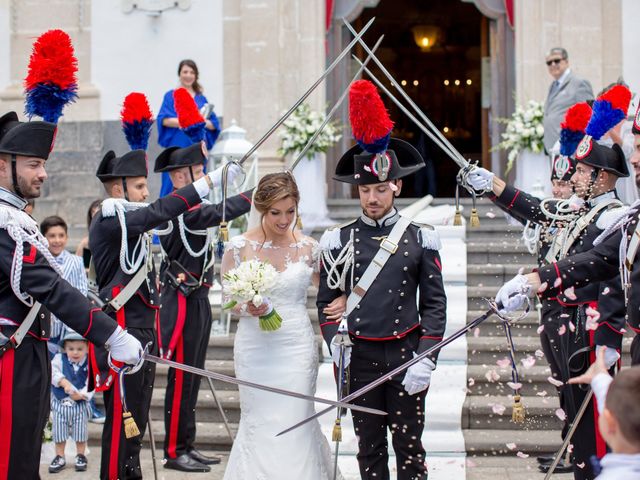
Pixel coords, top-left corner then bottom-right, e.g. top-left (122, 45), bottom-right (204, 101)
top-left (188, 448), bottom-right (221, 465)
top-left (48, 455), bottom-right (66, 474)
top-left (164, 453), bottom-right (211, 472)
top-left (538, 459), bottom-right (574, 474)
top-left (75, 453), bottom-right (88, 472)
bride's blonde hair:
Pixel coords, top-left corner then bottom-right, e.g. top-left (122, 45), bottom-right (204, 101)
top-left (253, 172), bottom-right (300, 245)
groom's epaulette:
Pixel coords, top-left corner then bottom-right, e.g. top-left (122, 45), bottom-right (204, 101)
top-left (411, 221), bottom-right (442, 251)
top-left (319, 218), bottom-right (357, 251)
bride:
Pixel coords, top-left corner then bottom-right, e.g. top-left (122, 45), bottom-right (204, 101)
top-left (221, 172), bottom-right (345, 479)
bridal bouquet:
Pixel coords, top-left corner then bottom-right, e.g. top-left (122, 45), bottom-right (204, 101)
top-left (222, 259), bottom-right (282, 331)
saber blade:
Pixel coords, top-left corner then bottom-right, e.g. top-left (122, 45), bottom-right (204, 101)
top-left (144, 353), bottom-right (386, 417)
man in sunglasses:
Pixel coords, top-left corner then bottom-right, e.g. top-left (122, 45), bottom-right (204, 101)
top-left (543, 47), bottom-right (594, 154)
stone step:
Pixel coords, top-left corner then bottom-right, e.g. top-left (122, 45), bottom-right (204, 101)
top-left (152, 360), bottom-right (238, 390)
top-left (147, 388), bottom-right (241, 424)
top-left (467, 242), bottom-right (536, 264)
top-left (464, 429), bottom-right (561, 456)
top-left (462, 395), bottom-right (562, 430)
top-left (465, 365), bottom-right (554, 397)
top-left (467, 263), bottom-right (536, 287)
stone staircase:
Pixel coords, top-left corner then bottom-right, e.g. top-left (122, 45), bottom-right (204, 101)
top-left (88, 196), bottom-right (633, 465)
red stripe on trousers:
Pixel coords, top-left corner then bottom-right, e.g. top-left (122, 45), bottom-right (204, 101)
top-left (167, 330), bottom-right (185, 458)
top-left (0, 349), bottom-right (15, 480)
top-left (108, 375), bottom-right (123, 480)
top-left (588, 327), bottom-right (607, 458)
top-left (166, 292), bottom-right (187, 360)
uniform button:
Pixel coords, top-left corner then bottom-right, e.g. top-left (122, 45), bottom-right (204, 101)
top-left (388, 289), bottom-right (393, 293)
top-left (355, 238), bottom-right (360, 243)
top-left (356, 318), bottom-right (361, 322)
top-left (355, 263), bottom-right (360, 268)
top-left (355, 277), bottom-right (360, 281)
top-left (393, 330), bottom-right (398, 335)
top-left (403, 266), bottom-right (408, 272)
top-left (402, 280), bottom-right (407, 285)
top-left (150, 300), bottom-right (154, 305)
top-left (355, 228), bottom-right (360, 232)
top-left (356, 304), bottom-right (360, 309)
top-left (397, 306), bottom-right (402, 311)
top-left (40, 313), bottom-right (45, 319)
top-left (404, 252), bottom-right (409, 257)
top-left (42, 330), bottom-right (46, 335)
top-left (394, 319), bottom-right (400, 324)
top-left (400, 292), bottom-right (405, 297)
top-left (404, 239), bottom-right (409, 244)
top-left (356, 251), bottom-right (360, 255)
top-left (355, 330), bottom-right (360, 335)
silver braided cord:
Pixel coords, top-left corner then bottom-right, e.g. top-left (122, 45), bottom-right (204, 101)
top-left (538, 195), bottom-right (584, 223)
top-left (106, 199), bottom-right (149, 275)
top-left (521, 220), bottom-right (541, 255)
top-left (594, 199), bottom-right (640, 246)
top-left (321, 230), bottom-right (354, 292)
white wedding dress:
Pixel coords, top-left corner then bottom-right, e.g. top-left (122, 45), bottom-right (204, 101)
top-left (221, 234), bottom-right (342, 480)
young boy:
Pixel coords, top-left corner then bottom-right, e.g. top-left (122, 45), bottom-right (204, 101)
top-left (569, 348), bottom-right (640, 479)
top-left (49, 330), bottom-right (93, 473)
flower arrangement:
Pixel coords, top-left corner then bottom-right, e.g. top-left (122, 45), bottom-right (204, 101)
top-left (222, 259), bottom-right (282, 331)
top-left (494, 100), bottom-right (545, 173)
top-left (278, 103), bottom-right (342, 160)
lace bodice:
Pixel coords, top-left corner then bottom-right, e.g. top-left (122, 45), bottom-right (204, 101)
top-left (221, 234), bottom-right (320, 309)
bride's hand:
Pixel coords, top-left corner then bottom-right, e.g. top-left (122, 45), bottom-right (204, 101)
top-left (323, 294), bottom-right (347, 321)
top-left (245, 302), bottom-right (270, 317)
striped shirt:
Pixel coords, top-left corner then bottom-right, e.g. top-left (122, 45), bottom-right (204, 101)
top-left (50, 250), bottom-right (89, 342)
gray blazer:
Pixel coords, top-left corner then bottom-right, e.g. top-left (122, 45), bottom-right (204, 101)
top-left (543, 72), bottom-right (594, 153)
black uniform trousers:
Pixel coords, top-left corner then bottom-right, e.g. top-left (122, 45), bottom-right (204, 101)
top-left (163, 291), bottom-right (212, 459)
top-left (100, 327), bottom-right (157, 480)
top-left (349, 330), bottom-right (427, 480)
top-left (555, 308), bottom-right (607, 480)
top-left (0, 337), bottom-right (50, 480)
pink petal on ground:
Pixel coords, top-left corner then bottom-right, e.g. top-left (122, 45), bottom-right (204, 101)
top-left (473, 327), bottom-right (481, 338)
top-left (521, 355), bottom-right (536, 369)
top-left (468, 378), bottom-right (475, 387)
top-left (496, 357), bottom-right (511, 368)
top-left (466, 459), bottom-right (477, 468)
top-left (558, 324), bottom-right (567, 336)
top-left (485, 370), bottom-right (500, 382)
top-left (555, 408), bottom-right (567, 421)
top-left (506, 443), bottom-right (517, 450)
top-left (507, 382), bottom-right (523, 390)
top-left (491, 403), bottom-right (506, 415)
top-left (548, 376), bottom-right (564, 387)
top-left (564, 286), bottom-right (577, 300)
top-left (534, 349), bottom-right (545, 359)
top-left (516, 451), bottom-right (530, 458)
top-left (536, 390), bottom-right (548, 397)
top-left (537, 325), bottom-right (545, 334)
top-left (485, 212), bottom-right (496, 219)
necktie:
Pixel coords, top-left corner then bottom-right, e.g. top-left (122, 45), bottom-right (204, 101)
top-left (550, 80), bottom-right (560, 97)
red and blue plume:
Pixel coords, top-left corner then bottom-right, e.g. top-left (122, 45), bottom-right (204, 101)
top-left (23, 29), bottom-right (78, 123)
top-left (120, 93), bottom-right (153, 151)
top-left (349, 80), bottom-right (394, 153)
top-left (559, 102), bottom-right (591, 156)
top-left (585, 84), bottom-right (632, 140)
top-left (173, 87), bottom-right (205, 143)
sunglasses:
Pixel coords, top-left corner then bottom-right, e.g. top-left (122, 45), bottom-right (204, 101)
top-left (546, 58), bottom-right (563, 66)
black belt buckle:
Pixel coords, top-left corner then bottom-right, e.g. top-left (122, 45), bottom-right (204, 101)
top-left (0, 332), bottom-right (16, 357)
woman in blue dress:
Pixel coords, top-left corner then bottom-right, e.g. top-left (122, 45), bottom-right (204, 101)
top-left (157, 59), bottom-right (220, 196)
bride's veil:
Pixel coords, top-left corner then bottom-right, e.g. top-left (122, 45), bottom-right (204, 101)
top-left (246, 189), bottom-right (261, 230)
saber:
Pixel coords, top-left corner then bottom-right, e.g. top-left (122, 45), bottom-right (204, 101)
top-left (289, 34), bottom-right (385, 172)
top-left (543, 389), bottom-right (593, 479)
top-left (237, 17), bottom-right (376, 165)
top-left (331, 323), bottom-right (352, 480)
top-left (344, 18), bottom-right (467, 168)
top-left (143, 353), bottom-right (386, 416)
top-left (277, 307), bottom-right (497, 436)
top-left (206, 376), bottom-right (235, 441)
top-left (147, 414), bottom-right (159, 480)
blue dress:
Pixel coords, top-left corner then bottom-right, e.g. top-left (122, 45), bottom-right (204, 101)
top-left (157, 89), bottom-right (221, 196)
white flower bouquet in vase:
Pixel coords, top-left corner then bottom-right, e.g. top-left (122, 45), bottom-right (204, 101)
top-left (222, 259), bottom-right (282, 331)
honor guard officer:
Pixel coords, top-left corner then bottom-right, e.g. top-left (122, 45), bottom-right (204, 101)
top-left (0, 111), bottom-right (141, 479)
top-left (89, 95), bottom-right (239, 480)
top-left (153, 143), bottom-right (252, 472)
top-left (317, 80), bottom-right (447, 480)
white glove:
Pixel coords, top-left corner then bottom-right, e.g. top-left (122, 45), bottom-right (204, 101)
top-left (209, 163), bottom-right (243, 189)
top-left (402, 354), bottom-right (435, 395)
top-left (597, 345), bottom-right (620, 368)
top-left (106, 326), bottom-right (143, 366)
top-left (466, 167), bottom-right (494, 192)
top-left (495, 274), bottom-right (531, 314)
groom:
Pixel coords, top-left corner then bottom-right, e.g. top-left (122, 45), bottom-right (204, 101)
top-left (317, 137), bottom-right (447, 479)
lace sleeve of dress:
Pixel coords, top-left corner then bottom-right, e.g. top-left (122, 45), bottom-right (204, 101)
top-left (310, 237), bottom-right (321, 273)
top-left (226, 235), bottom-right (247, 268)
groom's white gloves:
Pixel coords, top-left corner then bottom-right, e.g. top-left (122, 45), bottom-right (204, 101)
top-left (495, 274), bottom-right (532, 314)
top-left (193, 163), bottom-right (244, 197)
top-left (402, 354), bottom-right (435, 395)
top-left (466, 167), bottom-right (495, 192)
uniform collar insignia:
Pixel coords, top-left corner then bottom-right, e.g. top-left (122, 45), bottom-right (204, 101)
top-left (360, 207), bottom-right (399, 228)
top-left (588, 190), bottom-right (617, 207)
top-left (0, 187), bottom-right (28, 211)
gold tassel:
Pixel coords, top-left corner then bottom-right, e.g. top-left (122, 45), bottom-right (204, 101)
top-left (511, 394), bottom-right (525, 423)
top-left (453, 208), bottom-right (462, 226)
top-left (332, 418), bottom-right (342, 442)
top-left (219, 221), bottom-right (229, 242)
top-left (123, 411), bottom-right (141, 438)
top-left (469, 208), bottom-right (480, 227)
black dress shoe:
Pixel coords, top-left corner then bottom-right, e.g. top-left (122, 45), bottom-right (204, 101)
top-left (537, 455), bottom-right (555, 465)
top-left (164, 454), bottom-right (211, 472)
top-left (538, 460), bottom-right (574, 474)
top-left (188, 448), bottom-right (221, 465)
